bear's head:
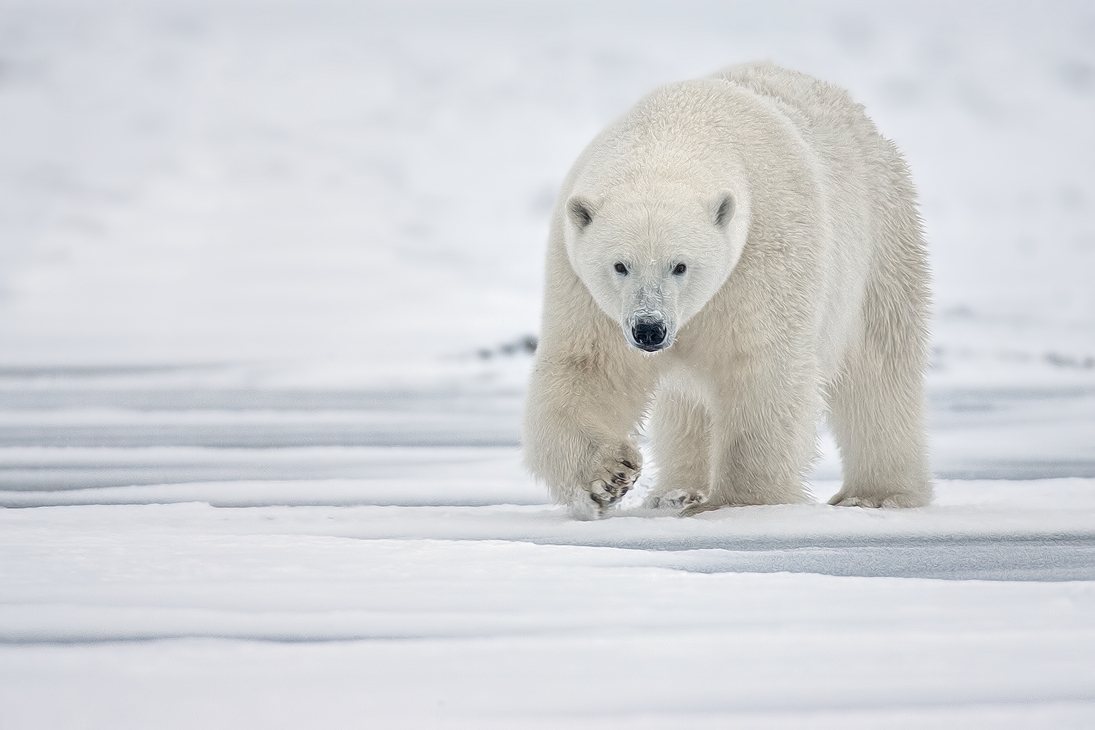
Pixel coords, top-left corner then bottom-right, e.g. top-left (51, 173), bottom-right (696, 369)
top-left (563, 183), bottom-right (750, 353)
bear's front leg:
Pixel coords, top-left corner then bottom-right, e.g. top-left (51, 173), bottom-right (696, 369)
top-left (643, 388), bottom-right (712, 510)
top-left (697, 358), bottom-right (820, 511)
top-left (523, 348), bottom-right (654, 520)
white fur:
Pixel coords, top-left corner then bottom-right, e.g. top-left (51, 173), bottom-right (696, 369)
top-left (523, 63), bottom-right (932, 519)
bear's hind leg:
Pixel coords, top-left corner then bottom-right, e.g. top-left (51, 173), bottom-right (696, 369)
top-left (826, 148), bottom-right (932, 508)
top-left (827, 251), bottom-right (932, 508)
top-left (643, 388), bottom-right (711, 510)
top-left (827, 341), bottom-right (930, 507)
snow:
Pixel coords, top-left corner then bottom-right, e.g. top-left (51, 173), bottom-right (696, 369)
top-left (1, 0), bottom-right (1094, 727)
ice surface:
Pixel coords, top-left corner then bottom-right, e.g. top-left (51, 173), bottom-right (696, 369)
top-left (1, 0), bottom-right (1094, 727)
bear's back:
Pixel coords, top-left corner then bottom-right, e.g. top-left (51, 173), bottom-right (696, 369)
top-left (710, 62), bottom-right (878, 147)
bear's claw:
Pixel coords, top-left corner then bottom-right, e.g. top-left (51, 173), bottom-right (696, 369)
top-left (580, 444), bottom-right (642, 517)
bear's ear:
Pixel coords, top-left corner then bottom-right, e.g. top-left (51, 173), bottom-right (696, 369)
top-left (566, 195), bottom-right (597, 232)
top-left (710, 193), bottom-right (735, 229)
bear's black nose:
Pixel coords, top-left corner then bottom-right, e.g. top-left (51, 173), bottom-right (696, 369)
top-left (632, 320), bottom-right (667, 351)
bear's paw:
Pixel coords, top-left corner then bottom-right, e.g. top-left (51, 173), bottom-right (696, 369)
top-left (569, 442), bottom-right (642, 519)
top-left (828, 490), bottom-right (930, 509)
top-left (645, 488), bottom-right (708, 512)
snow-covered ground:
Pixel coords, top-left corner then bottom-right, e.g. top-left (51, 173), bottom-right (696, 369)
top-left (1, 1), bottom-right (1093, 727)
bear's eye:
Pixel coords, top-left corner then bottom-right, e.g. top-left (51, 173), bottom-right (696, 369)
top-left (673, 263), bottom-right (687, 275)
top-left (614, 262), bottom-right (628, 275)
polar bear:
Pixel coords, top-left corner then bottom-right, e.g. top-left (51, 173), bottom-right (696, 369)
top-left (523, 62), bottom-right (931, 520)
